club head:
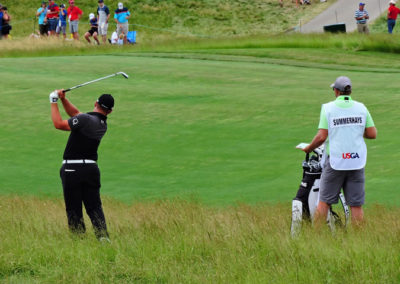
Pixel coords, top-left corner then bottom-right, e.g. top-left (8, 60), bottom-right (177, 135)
top-left (117, 72), bottom-right (129, 79)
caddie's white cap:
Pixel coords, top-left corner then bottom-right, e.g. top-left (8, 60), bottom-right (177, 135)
top-left (89, 13), bottom-right (95, 20)
top-left (118, 2), bottom-right (123, 9)
top-left (330, 76), bottom-right (352, 92)
top-left (390, 0), bottom-right (396, 4)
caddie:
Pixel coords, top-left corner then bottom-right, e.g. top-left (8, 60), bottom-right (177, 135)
top-left (49, 89), bottom-right (114, 242)
top-left (302, 76), bottom-right (377, 227)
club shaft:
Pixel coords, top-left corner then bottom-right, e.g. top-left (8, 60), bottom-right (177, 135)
top-left (64, 73), bottom-right (120, 92)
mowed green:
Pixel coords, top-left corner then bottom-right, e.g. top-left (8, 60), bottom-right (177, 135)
top-left (0, 50), bottom-right (398, 206)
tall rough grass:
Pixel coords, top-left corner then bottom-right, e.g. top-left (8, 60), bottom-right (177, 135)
top-left (3, 34), bottom-right (400, 58)
top-left (0, 196), bottom-right (399, 283)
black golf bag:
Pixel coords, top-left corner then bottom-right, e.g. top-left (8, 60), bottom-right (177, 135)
top-left (291, 144), bottom-right (350, 236)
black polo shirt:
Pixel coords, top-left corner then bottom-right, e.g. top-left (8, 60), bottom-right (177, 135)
top-left (63, 112), bottom-right (108, 161)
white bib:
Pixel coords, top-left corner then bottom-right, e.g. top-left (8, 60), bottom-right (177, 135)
top-left (324, 100), bottom-right (368, 170)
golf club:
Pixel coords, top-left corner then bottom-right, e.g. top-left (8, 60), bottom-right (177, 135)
top-left (64, 72), bottom-right (129, 93)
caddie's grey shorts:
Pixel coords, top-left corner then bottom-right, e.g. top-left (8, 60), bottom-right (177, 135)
top-left (69, 20), bottom-right (79, 34)
top-left (319, 157), bottom-right (365, 206)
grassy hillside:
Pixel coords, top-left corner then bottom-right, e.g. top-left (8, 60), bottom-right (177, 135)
top-left (0, 196), bottom-right (399, 283)
top-left (369, 14), bottom-right (400, 34)
top-left (2, 0), bottom-right (333, 38)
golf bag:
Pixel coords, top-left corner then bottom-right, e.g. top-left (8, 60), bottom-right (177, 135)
top-left (291, 144), bottom-right (350, 236)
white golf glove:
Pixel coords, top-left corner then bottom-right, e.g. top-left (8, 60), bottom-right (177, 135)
top-left (49, 91), bottom-right (59, 103)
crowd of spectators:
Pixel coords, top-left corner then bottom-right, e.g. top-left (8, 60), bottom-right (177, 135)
top-left (3, 0), bottom-right (131, 44)
top-left (32, 0), bottom-right (131, 44)
top-left (3, 0), bottom-right (400, 41)
top-left (279, 0), bottom-right (317, 7)
top-left (354, 0), bottom-right (400, 35)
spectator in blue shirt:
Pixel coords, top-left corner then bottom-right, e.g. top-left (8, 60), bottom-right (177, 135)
top-left (355, 3), bottom-right (369, 34)
top-left (114, 2), bottom-right (130, 44)
top-left (56, 4), bottom-right (67, 38)
top-left (36, 2), bottom-right (48, 36)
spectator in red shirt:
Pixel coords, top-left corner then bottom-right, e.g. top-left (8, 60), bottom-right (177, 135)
top-left (67, 0), bottom-right (83, 40)
top-left (46, 0), bottom-right (59, 36)
top-left (388, 0), bottom-right (400, 34)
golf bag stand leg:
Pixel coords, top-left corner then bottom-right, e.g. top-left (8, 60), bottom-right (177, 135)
top-left (291, 172), bottom-right (320, 236)
top-left (327, 192), bottom-right (350, 231)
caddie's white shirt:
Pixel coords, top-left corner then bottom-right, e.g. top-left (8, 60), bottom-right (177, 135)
top-left (324, 100), bottom-right (368, 170)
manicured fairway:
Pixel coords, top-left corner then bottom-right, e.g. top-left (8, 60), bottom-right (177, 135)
top-left (0, 51), bottom-right (398, 205)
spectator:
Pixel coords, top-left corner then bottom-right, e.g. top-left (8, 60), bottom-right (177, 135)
top-left (46, 0), bottom-right (59, 36)
top-left (117, 32), bottom-right (124, 45)
top-left (84, 13), bottom-right (100, 45)
top-left (114, 2), bottom-right (130, 44)
top-left (110, 29), bottom-right (118, 44)
top-left (0, 4), bottom-right (3, 40)
top-left (97, 0), bottom-right (110, 44)
top-left (37, 2), bottom-right (48, 36)
top-left (67, 0), bottom-right (83, 40)
top-left (56, 4), bottom-right (67, 39)
top-left (1, 6), bottom-right (11, 39)
top-left (388, 0), bottom-right (400, 34)
top-left (355, 3), bottom-right (369, 34)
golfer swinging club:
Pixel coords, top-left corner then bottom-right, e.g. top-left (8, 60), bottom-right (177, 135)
top-left (50, 89), bottom-right (114, 241)
top-left (301, 76), bottom-right (377, 228)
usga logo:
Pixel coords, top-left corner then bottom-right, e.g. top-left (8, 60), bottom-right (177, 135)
top-left (342, 153), bottom-right (360, 159)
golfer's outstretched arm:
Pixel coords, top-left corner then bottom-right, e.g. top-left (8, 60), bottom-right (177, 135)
top-left (302, 129), bottom-right (328, 153)
top-left (58, 90), bottom-right (81, 117)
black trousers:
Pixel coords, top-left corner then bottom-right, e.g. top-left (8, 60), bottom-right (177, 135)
top-left (60, 163), bottom-right (108, 239)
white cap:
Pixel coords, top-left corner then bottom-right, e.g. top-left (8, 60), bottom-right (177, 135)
top-left (390, 0), bottom-right (396, 4)
top-left (89, 13), bottom-right (95, 20)
top-left (118, 2), bottom-right (123, 9)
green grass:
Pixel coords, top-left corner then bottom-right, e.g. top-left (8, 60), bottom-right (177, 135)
top-left (0, 196), bottom-right (399, 283)
top-left (0, 40), bottom-right (398, 206)
top-left (1, 0), bottom-right (332, 38)
top-left (369, 14), bottom-right (400, 34)
top-left (1, 33), bottom-right (400, 283)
